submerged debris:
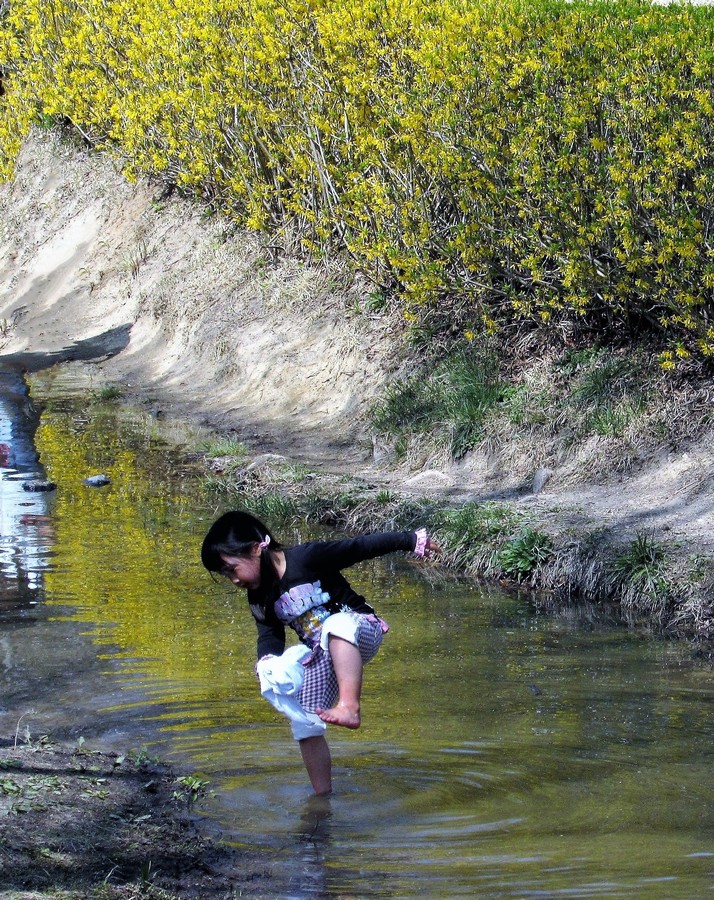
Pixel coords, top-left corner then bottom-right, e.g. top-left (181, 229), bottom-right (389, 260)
top-left (83, 474), bottom-right (111, 487)
top-left (21, 480), bottom-right (56, 492)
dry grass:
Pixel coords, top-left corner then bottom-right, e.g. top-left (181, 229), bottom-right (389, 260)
top-left (371, 343), bottom-right (714, 491)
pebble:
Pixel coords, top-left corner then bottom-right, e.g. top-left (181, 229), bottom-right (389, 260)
top-left (83, 474), bottom-right (111, 487)
top-left (532, 467), bottom-right (554, 494)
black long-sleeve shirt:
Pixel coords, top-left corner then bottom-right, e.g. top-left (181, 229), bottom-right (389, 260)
top-left (250, 531), bottom-right (418, 657)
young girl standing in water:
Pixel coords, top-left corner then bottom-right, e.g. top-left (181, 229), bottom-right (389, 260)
top-left (201, 510), bottom-right (439, 795)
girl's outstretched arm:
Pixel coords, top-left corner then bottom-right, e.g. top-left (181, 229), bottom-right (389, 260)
top-left (301, 529), bottom-right (436, 571)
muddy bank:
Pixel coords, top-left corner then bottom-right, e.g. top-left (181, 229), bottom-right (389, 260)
top-left (0, 738), bottom-right (283, 898)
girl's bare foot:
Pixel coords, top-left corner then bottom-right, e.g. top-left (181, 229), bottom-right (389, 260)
top-left (316, 701), bottom-right (361, 728)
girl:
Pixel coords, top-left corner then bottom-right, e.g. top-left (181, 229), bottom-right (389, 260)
top-left (201, 510), bottom-right (439, 795)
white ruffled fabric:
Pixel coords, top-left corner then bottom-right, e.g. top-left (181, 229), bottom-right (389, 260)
top-left (256, 644), bottom-right (326, 740)
top-left (413, 527), bottom-right (429, 557)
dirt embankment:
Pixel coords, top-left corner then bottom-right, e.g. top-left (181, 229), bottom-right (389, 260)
top-left (2, 128), bottom-right (714, 601)
top-left (0, 130), bottom-right (400, 467)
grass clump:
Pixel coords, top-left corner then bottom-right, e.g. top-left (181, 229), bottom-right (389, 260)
top-left (93, 385), bottom-right (124, 401)
top-left (201, 454), bottom-right (319, 521)
top-left (614, 531), bottom-right (671, 621)
top-left (498, 528), bottom-right (554, 581)
top-left (586, 399), bottom-right (645, 439)
top-left (201, 438), bottom-right (249, 459)
top-left (200, 438), bottom-right (252, 483)
top-left (246, 492), bottom-right (305, 522)
top-left (614, 531), bottom-right (666, 589)
top-left (371, 349), bottom-right (505, 461)
top-left (563, 348), bottom-right (649, 439)
top-left (432, 504), bottom-right (553, 582)
top-left (431, 502), bottom-right (521, 575)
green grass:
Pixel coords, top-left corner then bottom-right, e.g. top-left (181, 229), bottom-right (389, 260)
top-left (587, 398), bottom-right (645, 438)
top-left (201, 438), bottom-right (249, 458)
top-left (371, 349), bottom-right (505, 460)
top-left (94, 385), bottom-right (124, 401)
top-left (614, 531), bottom-right (671, 619)
top-left (242, 492), bottom-right (306, 522)
top-left (498, 527), bottom-right (554, 580)
top-left (370, 340), bottom-right (664, 479)
top-left (615, 531), bottom-right (666, 588)
top-left (431, 502), bottom-right (521, 573)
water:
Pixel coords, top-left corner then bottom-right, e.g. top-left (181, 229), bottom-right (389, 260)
top-left (1, 367), bottom-right (713, 898)
top-left (0, 370), bottom-right (54, 604)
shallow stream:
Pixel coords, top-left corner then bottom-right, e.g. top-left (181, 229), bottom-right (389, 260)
top-left (1, 366), bottom-right (713, 899)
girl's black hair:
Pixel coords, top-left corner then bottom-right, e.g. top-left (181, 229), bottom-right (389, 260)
top-left (201, 510), bottom-right (282, 602)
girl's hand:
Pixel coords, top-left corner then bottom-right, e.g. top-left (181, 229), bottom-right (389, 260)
top-left (414, 528), bottom-right (441, 558)
top-left (425, 538), bottom-right (442, 556)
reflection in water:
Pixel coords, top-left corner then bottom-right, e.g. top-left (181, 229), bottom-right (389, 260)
top-left (0, 371), bottom-right (713, 898)
top-left (288, 794), bottom-right (333, 899)
top-left (0, 371), bottom-right (54, 606)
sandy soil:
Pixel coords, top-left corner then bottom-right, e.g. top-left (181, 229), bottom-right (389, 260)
top-left (0, 130), bottom-right (402, 470)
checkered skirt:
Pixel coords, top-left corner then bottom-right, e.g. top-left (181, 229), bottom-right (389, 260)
top-left (297, 613), bottom-right (385, 713)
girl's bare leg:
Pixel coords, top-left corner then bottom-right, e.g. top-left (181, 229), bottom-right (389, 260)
top-left (299, 735), bottom-right (332, 795)
top-left (316, 635), bottom-right (362, 728)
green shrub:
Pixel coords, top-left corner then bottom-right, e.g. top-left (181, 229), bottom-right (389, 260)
top-left (497, 527), bottom-right (554, 580)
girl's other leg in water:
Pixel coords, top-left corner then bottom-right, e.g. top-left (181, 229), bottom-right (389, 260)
top-left (316, 635), bottom-right (363, 729)
top-left (299, 735), bottom-right (332, 795)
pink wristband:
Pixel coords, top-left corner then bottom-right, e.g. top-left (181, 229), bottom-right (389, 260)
top-left (413, 528), bottom-right (428, 557)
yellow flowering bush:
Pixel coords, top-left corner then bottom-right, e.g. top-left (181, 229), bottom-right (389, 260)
top-left (2, 0), bottom-right (714, 358)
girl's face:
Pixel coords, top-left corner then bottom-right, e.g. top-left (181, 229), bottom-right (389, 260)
top-left (220, 545), bottom-right (262, 590)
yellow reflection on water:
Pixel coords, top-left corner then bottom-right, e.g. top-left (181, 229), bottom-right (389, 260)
top-left (34, 403), bottom-right (273, 739)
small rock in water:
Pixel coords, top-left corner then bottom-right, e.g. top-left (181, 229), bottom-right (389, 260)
top-left (22, 480), bottom-right (57, 492)
top-left (83, 474), bottom-right (111, 487)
